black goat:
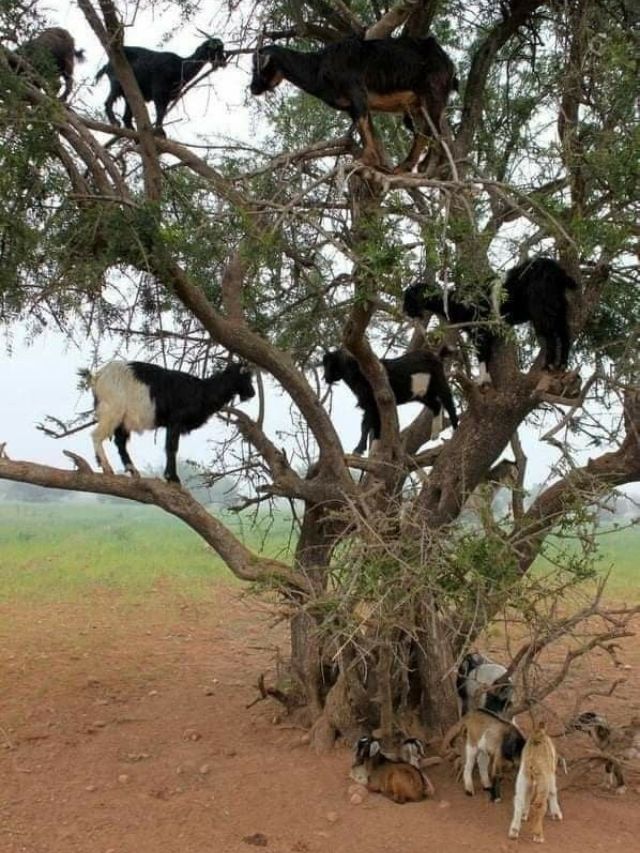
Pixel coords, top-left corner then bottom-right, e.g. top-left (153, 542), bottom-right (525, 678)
top-left (13, 27), bottom-right (84, 101)
top-left (250, 36), bottom-right (457, 171)
top-left (403, 258), bottom-right (578, 384)
top-left (95, 38), bottom-right (226, 135)
top-left (86, 360), bottom-right (255, 483)
top-left (322, 348), bottom-right (458, 455)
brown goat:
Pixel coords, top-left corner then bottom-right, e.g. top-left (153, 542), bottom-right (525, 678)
top-left (441, 709), bottom-right (525, 802)
top-left (14, 27), bottom-right (84, 101)
top-left (353, 736), bottom-right (428, 804)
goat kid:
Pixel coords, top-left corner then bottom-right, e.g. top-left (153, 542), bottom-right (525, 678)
top-left (509, 722), bottom-right (563, 843)
top-left (352, 736), bottom-right (429, 803)
top-left (403, 258), bottom-right (578, 384)
top-left (442, 709), bottom-right (525, 802)
top-left (251, 36), bottom-right (457, 172)
top-left (456, 652), bottom-right (514, 717)
top-left (399, 737), bottom-right (436, 797)
top-left (14, 27), bottom-right (84, 101)
top-left (570, 711), bottom-right (640, 793)
top-left (86, 360), bottom-right (254, 483)
top-left (95, 38), bottom-right (226, 135)
top-left (322, 348), bottom-right (458, 456)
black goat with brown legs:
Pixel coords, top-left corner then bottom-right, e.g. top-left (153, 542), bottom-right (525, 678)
top-left (250, 36), bottom-right (457, 171)
top-left (95, 38), bottom-right (226, 135)
top-left (13, 27), bottom-right (84, 101)
top-left (404, 258), bottom-right (578, 385)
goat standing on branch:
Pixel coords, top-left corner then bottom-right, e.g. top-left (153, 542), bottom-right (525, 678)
top-left (95, 37), bottom-right (226, 135)
top-left (404, 258), bottom-right (579, 384)
top-left (250, 36), bottom-right (457, 171)
top-left (12, 27), bottom-right (85, 102)
top-left (322, 347), bottom-right (458, 456)
top-left (84, 360), bottom-right (255, 483)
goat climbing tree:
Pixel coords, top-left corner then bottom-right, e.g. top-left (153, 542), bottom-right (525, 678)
top-left (0, 0), bottom-right (638, 749)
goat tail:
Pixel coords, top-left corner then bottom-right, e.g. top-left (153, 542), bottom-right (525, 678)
top-left (77, 368), bottom-right (94, 391)
top-left (94, 63), bottom-right (109, 84)
top-left (75, 49), bottom-right (86, 62)
top-left (441, 719), bottom-right (465, 757)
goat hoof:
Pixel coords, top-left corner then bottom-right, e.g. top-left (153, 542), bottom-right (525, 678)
top-left (532, 835), bottom-right (544, 843)
top-left (465, 790), bottom-right (473, 797)
top-left (508, 830), bottom-right (519, 840)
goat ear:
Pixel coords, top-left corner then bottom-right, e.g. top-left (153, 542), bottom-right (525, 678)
top-left (369, 740), bottom-right (381, 757)
top-left (258, 52), bottom-right (271, 71)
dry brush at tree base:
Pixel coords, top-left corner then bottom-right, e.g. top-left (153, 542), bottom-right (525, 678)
top-left (0, 0), bottom-right (638, 754)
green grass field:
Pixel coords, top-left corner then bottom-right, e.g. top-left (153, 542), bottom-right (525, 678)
top-left (0, 501), bottom-right (295, 602)
top-left (0, 501), bottom-right (636, 602)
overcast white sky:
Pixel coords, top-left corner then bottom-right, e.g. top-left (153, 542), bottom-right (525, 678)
top-left (0, 1), bottom-right (634, 496)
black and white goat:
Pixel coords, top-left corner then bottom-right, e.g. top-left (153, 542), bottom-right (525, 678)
top-left (403, 258), bottom-right (578, 384)
top-left (13, 27), bottom-right (84, 101)
top-left (86, 360), bottom-right (255, 483)
top-left (456, 652), bottom-right (514, 717)
top-left (250, 36), bottom-right (457, 171)
top-left (95, 38), bottom-right (226, 134)
top-left (322, 348), bottom-right (458, 456)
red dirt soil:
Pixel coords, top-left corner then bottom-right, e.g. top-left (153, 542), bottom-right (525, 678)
top-left (1, 584), bottom-right (639, 853)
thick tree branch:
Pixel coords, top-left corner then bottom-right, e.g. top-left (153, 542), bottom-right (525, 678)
top-left (454, 0), bottom-right (546, 157)
top-left (366, 0), bottom-right (423, 39)
top-left (510, 391), bottom-right (640, 576)
top-left (0, 456), bottom-right (310, 591)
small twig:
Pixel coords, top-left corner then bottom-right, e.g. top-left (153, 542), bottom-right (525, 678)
top-left (37, 417), bottom-right (96, 439)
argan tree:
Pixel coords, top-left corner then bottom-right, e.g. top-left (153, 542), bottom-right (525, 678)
top-left (0, 0), bottom-right (638, 750)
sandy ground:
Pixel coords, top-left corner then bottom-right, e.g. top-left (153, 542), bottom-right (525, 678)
top-left (1, 584), bottom-right (639, 853)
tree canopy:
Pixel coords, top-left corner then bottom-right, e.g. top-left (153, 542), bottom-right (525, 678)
top-left (0, 0), bottom-right (638, 748)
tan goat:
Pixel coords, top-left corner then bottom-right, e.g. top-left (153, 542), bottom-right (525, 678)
top-left (508, 721), bottom-right (562, 843)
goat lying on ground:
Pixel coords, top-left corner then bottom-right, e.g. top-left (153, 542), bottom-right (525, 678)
top-left (399, 737), bottom-right (436, 797)
top-left (95, 37), bottom-right (226, 134)
top-left (570, 711), bottom-right (640, 793)
top-left (442, 709), bottom-right (525, 802)
top-left (509, 721), bottom-right (563, 843)
top-left (403, 258), bottom-right (578, 384)
top-left (352, 736), bottom-right (430, 803)
top-left (13, 27), bottom-right (84, 101)
top-left (322, 348), bottom-right (458, 455)
top-left (250, 36), bottom-right (457, 171)
top-left (456, 652), bottom-right (514, 717)
top-left (84, 360), bottom-right (255, 483)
